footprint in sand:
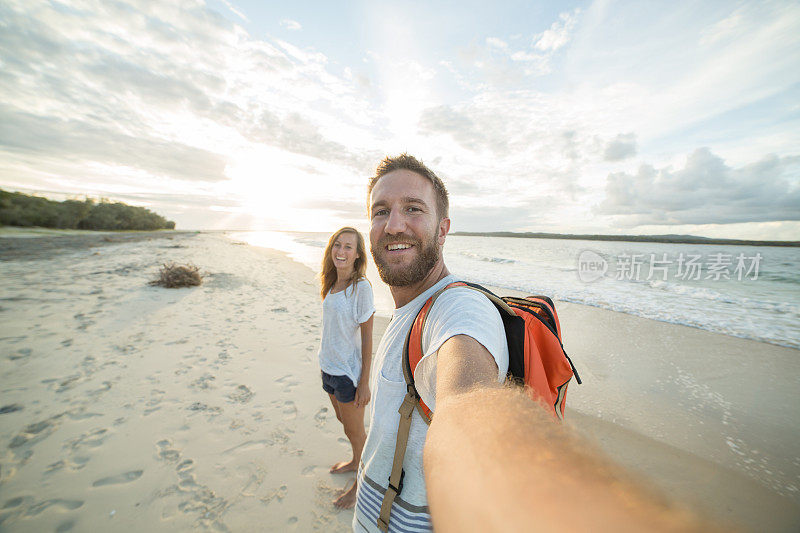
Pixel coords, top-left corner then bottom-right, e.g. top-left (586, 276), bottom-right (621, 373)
top-left (65, 409), bottom-right (103, 421)
top-left (189, 374), bottom-right (216, 390)
top-left (159, 449), bottom-right (229, 529)
top-left (187, 402), bottom-right (222, 416)
top-left (313, 407), bottom-right (328, 428)
top-left (276, 374), bottom-right (300, 393)
top-left (260, 485), bottom-right (288, 506)
top-left (222, 439), bottom-right (269, 455)
top-left (227, 385), bottom-right (254, 404)
top-left (301, 465), bottom-right (328, 477)
top-left (87, 381), bottom-right (112, 398)
top-left (145, 389), bottom-right (166, 415)
top-left (2, 495), bottom-right (27, 509)
top-left (176, 458), bottom-right (194, 474)
top-left (73, 313), bottom-right (95, 330)
top-left (92, 470), bottom-right (143, 487)
top-left (64, 428), bottom-right (109, 452)
top-left (281, 401), bottom-right (297, 420)
top-left (9, 415), bottom-right (62, 449)
top-left (26, 498), bottom-right (84, 515)
top-left (9, 348), bottom-right (32, 361)
top-left (215, 351), bottom-right (230, 365)
top-left (44, 456), bottom-right (90, 475)
top-left (156, 439), bottom-right (181, 462)
top-left (1, 496), bottom-right (84, 525)
top-left (0, 403), bottom-right (23, 415)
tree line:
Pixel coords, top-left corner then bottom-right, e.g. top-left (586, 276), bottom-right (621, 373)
top-left (451, 231), bottom-right (799, 247)
top-left (0, 189), bottom-right (176, 231)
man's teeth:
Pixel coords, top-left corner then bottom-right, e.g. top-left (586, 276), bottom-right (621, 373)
top-left (387, 244), bottom-right (411, 251)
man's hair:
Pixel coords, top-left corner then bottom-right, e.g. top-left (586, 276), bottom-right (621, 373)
top-left (368, 153), bottom-right (449, 220)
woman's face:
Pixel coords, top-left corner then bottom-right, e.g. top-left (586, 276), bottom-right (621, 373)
top-left (331, 232), bottom-right (359, 271)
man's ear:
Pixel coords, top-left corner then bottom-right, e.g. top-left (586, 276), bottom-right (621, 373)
top-left (438, 217), bottom-right (450, 245)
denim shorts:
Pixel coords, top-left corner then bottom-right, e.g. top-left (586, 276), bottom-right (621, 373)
top-left (321, 371), bottom-right (357, 403)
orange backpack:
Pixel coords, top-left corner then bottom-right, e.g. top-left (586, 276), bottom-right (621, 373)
top-left (377, 281), bottom-right (581, 531)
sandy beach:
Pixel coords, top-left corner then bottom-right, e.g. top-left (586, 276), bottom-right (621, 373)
top-left (1, 230), bottom-right (798, 531)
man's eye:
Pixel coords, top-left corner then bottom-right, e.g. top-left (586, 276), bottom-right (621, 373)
top-left (407, 206), bottom-right (422, 213)
top-left (373, 209), bottom-right (388, 217)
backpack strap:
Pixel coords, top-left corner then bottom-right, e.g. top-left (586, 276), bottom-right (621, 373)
top-left (378, 280), bottom-right (516, 531)
top-left (377, 390), bottom-right (416, 532)
top-left (402, 281), bottom-right (518, 423)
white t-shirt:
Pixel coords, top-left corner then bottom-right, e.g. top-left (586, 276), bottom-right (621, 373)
top-left (354, 275), bottom-right (509, 532)
top-left (317, 278), bottom-right (375, 387)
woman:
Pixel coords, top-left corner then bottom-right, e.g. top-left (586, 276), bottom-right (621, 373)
top-left (318, 227), bottom-right (374, 509)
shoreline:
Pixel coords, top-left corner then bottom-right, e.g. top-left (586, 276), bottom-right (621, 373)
top-left (0, 231), bottom-right (797, 531)
top-left (224, 230), bottom-right (799, 351)
top-left (0, 227), bottom-right (199, 261)
top-left (450, 230), bottom-right (800, 247)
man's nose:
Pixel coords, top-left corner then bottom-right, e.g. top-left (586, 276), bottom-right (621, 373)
top-left (384, 208), bottom-right (407, 235)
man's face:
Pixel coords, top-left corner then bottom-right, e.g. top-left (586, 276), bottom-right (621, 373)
top-left (369, 170), bottom-right (447, 287)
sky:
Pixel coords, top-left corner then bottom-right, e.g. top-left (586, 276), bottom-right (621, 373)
top-left (0, 0), bottom-right (799, 239)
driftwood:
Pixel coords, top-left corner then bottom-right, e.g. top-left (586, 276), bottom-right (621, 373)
top-left (150, 262), bottom-right (203, 288)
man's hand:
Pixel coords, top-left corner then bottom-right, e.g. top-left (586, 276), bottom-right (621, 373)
top-left (424, 338), bottom-right (709, 533)
top-left (355, 380), bottom-right (371, 408)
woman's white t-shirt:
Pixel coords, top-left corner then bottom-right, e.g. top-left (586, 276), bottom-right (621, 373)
top-left (318, 278), bottom-right (375, 387)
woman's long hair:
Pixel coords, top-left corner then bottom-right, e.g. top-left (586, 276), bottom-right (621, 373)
top-left (320, 227), bottom-right (367, 299)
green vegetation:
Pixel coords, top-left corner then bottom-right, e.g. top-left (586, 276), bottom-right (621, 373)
top-left (0, 189), bottom-right (175, 231)
top-left (450, 231), bottom-right (800, 247)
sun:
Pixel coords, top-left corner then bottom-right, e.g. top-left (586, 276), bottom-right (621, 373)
top-left (225, 147), bottom-right (351, 231)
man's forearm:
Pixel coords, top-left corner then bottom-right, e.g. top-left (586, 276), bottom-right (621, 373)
top-left (424, 386), bottom-right (706, 533)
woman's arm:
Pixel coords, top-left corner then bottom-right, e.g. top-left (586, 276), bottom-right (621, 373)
top-left (355, 314), bottom-right (373, 408)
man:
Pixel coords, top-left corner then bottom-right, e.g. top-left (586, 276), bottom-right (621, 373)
top-left (354, 155), bottom-right (508, 531)
top-left (355, 154), bottom-right (706, 532)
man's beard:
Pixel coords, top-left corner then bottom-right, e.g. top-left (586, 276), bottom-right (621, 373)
top-left (371, 231), bottom-right (440, 287)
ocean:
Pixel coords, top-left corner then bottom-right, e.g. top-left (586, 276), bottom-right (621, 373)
top-left (229, 231), bottom-right (800, 350)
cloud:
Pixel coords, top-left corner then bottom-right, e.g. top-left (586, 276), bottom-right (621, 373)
top-left (418, 105), bottom-right (502, 154)
top-left (598, 148), bottom-right (800, 225)
top-left (0, 0), bottom-right (381, 193)
top-left (452, 8), bottom-right (582, 85)
top-left (245, 111), bottom-right (381, 175)
top-left (0, 105), bottom-right (228, 182)
top-left (449, 205), bottom-right (551, 232)
top-left (485, 37), bottom-right (508, 50)
top-left (280, 19), bottom-right (302, 31)
top-left (534, 9), bottom-right (581, 52)
top-left (1, 1), bottom-right (796, 237)
top-left (293, 198), bottom-right (367, 219)
top-left (603, 133), bottom-right (637, 161)
top-left (220, 0), bottom-right (249, 23)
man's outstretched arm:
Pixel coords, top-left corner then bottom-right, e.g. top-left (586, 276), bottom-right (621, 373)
top-left (423, 334), bottom-right (707, 533)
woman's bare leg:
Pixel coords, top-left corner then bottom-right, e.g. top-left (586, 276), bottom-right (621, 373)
top-left (327, 393), bottom-right (354, 473)
top-left (332, 398), bottom-right (366, 508)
